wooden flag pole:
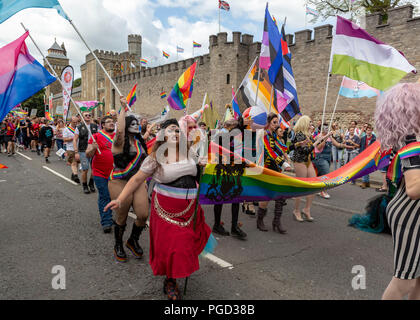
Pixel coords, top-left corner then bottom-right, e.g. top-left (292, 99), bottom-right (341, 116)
top-left (21, 23), bottom-right (101, 154)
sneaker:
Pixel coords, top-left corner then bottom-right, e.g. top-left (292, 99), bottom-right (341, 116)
top-left (212, 224), bottom-right (230, 236)
top-left (231, 225), bottom-right (247, 239)
top-left (82, 184), bottom-right (90, 194)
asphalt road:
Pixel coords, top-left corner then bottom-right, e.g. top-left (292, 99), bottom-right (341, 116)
top-left (0, 149), bottom-right (393, 300)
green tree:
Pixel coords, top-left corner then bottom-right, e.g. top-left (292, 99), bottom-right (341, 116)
top-left (306, 0), bottom-right (416, 22)
top-left (21, 88), bottom-right (46, 117)
top-left (73, 78), bottom-right (81, 88)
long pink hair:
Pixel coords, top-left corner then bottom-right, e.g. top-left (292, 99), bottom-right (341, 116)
top-left (375, 83), bottom-right (420, 150)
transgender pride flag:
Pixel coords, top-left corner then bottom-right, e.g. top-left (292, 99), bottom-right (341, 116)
top-left (339, 76), bottom-right (381, 98)
top-left (0, 32), bottom-right (56, 122)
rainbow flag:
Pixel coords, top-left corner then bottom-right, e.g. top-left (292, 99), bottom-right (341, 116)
top-left (160, 91), bottom-right (167, 99)
top-left (45, 111), bottom-right (53, 121)
top-left (140, 58), bottom-right (148, 65)
top-left (163, 51), bottom-right (170, 59)
top-left (120, 63), bottom-right (124, 72)
top-left (0, 163), bottom-right (8, 169)
top-left (387, 142), bottom-right (420, 183)
top-left (193, 41), bottom-right (201, 48)
top-left (167, 62), bottom-right (197, 110)
top-left (199, 141), bottom-right (390, 204)
top-left (126, 83), bottom-right (137, 107)
top-left (231, 86), bottom-right (240, 119)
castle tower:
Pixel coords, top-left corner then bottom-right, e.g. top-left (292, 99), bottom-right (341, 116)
top-left (128, 34), bottom-right (142, 60)
top-left (44, 38), bottom-right (70, 106)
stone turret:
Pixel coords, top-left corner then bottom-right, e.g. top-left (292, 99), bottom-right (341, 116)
top-left (128, 34), bottom-right (142, 59)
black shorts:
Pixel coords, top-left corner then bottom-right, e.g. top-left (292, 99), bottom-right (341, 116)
top-left (4, 135), bottom-right (13, 144)
top-left (41, 140), bottom-right (53, 149)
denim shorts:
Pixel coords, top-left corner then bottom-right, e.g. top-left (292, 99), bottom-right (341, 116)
top-left (313, 157), bottom-right (331, 176)
top-left (79, 152), bottom-right (90, 171)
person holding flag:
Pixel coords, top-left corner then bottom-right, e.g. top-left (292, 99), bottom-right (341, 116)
top-left (108, 98), bottom-right (149, 263)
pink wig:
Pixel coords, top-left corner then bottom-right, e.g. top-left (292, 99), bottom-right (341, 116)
top-left (178, 115), bottom-right (197, 139)
top-left (375, 83), bottom-right (420, 150)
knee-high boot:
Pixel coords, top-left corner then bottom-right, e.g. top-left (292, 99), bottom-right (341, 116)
top-left (273, 200), bottom-right (287, 234)
top-left (126, 223), bottom-right (144, 258)
top-left (257, 207), bottom-right (268, 232)
top-left (114, 223), bottom-right (127, 262)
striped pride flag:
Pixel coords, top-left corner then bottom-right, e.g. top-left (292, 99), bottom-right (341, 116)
top-left (126, 83), bottom-right (137, 107)
top-left (160, 91), bottom-right (167, 99)
top-left (167, 62), bottom-right (197, 110)
top-left (306, 6), bottom-right (319, 16)
top-left (162, 51), bottom-right (170, 59)
top-left (140, 58), bottom-right (148, 66)
top-left (193, 41), bottom-right (201, 48)
top-left (176, 46), bottom-right (184, 53)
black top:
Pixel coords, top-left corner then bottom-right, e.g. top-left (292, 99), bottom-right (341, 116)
top-left (77, 123), bottom-right (98, 152)
top-left (290, 132), bottom-right (314, 163)
top-left (39, 125), bottom-right (54, 142)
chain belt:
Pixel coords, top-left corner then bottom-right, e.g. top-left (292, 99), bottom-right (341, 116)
top-left (154, 193), bottom-right (196, 227)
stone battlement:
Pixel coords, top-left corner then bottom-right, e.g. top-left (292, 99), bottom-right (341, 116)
top-left (285, 4), bottom-right (420, 46)
top-left (209, 31), bottom-right (255, 47)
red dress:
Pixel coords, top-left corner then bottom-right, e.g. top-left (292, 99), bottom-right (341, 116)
top-left (149, 184), bottom-right (211, 279)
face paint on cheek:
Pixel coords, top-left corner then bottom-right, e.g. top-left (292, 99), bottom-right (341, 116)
top-left (128, 120), bottom-right (139, 133)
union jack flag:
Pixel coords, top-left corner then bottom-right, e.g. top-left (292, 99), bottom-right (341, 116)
top-left (219, 0), bottom-right (230, 11)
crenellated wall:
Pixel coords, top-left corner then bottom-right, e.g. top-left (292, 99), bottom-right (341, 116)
top-left (77, 5), bottom-right (420, 125)
top-left (286, 4), bottom-right (420, 125)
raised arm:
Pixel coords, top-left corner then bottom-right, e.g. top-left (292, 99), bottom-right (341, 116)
top-left (112, 97), bottom-right (127, 151)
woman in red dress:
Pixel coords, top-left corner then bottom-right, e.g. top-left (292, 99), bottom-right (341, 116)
top-left (105, 118), bottom-right (214, 300)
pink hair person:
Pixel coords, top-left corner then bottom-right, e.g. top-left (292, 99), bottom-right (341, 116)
top-left (178, 115), bottom-right (197, 140)
top-left (375, 82), bottom-right (420, 151)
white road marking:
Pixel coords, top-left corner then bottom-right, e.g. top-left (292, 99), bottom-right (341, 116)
top-left (16, 152), bottom-right (32, 161)
top-left (0, 180), bottom-right (6, 183)
top-left (202, 253), bottom-right (234, 269)
top-left (42, 166), bottom-right (78, 185)
top-left (126, 213), bottom-right (231, 268)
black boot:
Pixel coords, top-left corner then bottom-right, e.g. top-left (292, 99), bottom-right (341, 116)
top-left (88, 179), bottom-right (96, 193)
top-left (231, 225), bottom-right (247, 239)
top-left (125, 223), bottom-right (144, 258)
top-left (212, 224), bottom-right (230, 236)
top-left (82, 182), bottom-right (90, 194)
top-left (71, 174), bottom-right (81, 184)
top-left (257, 207), bottom-right (268, 231)
top-left (114, 223), bottom-right (127, 262)
top-left (273, 200), bottom-right (287, 234)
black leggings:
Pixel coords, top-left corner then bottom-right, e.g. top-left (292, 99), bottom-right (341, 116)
top-left (214, 203), bottom-right (240, 228)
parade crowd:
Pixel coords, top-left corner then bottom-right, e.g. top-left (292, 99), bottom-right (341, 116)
top-left (2, 83), bottom-right (420, 301)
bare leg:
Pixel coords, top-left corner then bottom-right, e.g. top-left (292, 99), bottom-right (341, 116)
top-left (70, 160), bottom-right (78, 175)
top-left (408, 278), bottom-right (420, 300)
top-left (132, 182), bottom-right (149, 227)
top-left (293, 162), bottom-right (308, 220)
top-left (81, 170), bottom-right (88, 184)
top-left (302, 164), bottom-right (316, 218)
top-left (381, 172), bottom-right (388, 190)
top-left (109, 179), bottom-right (133, 226)
top-left (382, 277), bottom-right (416, 300)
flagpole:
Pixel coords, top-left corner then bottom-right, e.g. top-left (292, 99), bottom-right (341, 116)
top-left (21, 23), bottom-right (101, 154)
top-left (64, 16), bottom-right (131, 112)
top-left (231, 55), bottom-right (258, 104)
top-left (219, 5), bottom-right (221, 33)
top-left (269, 86), bottom-right (274, 113)
top-left (255, 59), bottom-right (261, 105)
top-left (328, 77), bottom-right (344, 132)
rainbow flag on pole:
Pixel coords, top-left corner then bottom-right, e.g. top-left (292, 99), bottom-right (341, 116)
top-left (163, 51), bottom-right (170, 59)
top-left (126, 83), bottom-right (137, 107)
top-left (160, 91), bottom-right (167, 99)
top-left (140, 58), bottom-right (148, 66)
top-left (193, 41), bottom-right (201, 48)
top-left (167, 62), bottom-right (197, 110)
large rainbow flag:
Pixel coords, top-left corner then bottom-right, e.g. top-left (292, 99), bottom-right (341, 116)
top-left (167, 62), bottom-right (197, 110)
top-left (199, 140), bottom-right (390, 204)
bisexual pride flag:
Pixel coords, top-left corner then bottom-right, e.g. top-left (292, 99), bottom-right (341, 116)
top-left (0, 32), bottom-right (56, 122)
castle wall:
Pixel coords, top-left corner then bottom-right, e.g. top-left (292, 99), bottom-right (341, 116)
top-left (288, 5), bottom-right (420, 124)
top-left (80, 5), bottom-right (420, 127)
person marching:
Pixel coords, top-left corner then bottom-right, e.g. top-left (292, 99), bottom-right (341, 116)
top-left (105, 117), bottom-right (213, 300)
top-left (86, 116), bottom-right (116, 233)
top-left (63, 116), bottom-right (81, 184)
top-left (257, 113), bottom-right (292, 234)
top-left (39, 119), bottom-right (54, 163)
top-left (108, 98), bottom-right (149, 262)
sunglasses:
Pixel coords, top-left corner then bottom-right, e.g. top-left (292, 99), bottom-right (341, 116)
top-left (84, 114), bottom-right (92, 118)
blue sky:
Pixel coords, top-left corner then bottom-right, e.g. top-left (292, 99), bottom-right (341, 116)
top-left (1, 0), bottom-right (412, 78)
